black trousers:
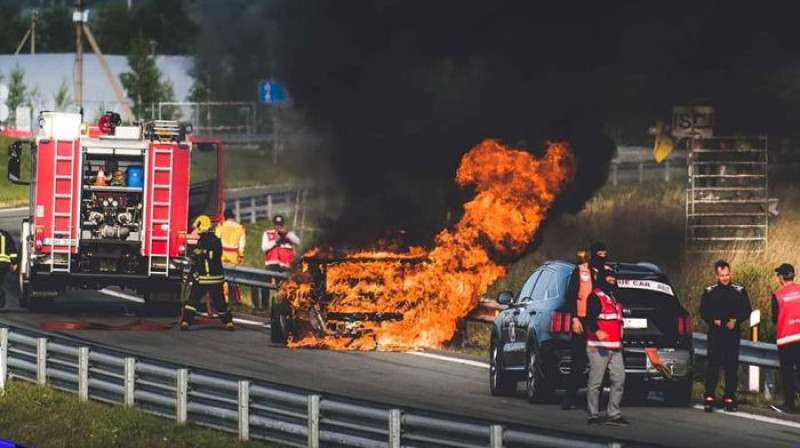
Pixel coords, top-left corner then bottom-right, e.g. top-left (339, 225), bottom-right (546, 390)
top-left (182, 282), bottom-right (232, 325)
top-left (0, 265), bottom-right (7, 307)
top-left (704, 331), bottom-right (740, 399)
top-left (565, 330), bottom-right (588, 401)
top-left (778, 343), bottom-right (800, 409)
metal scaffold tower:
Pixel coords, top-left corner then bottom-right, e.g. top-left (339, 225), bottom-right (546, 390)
top-left (686, 136), bottom-right (769, 252)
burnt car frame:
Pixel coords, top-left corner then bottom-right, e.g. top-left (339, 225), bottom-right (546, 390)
top-left (270, 254), bottom-right (422, 344)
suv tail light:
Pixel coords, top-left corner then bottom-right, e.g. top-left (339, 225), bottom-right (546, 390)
top-left (550, 311), bottom-right (572, 334)
top-left (677, 316), bottom-right (692, 337)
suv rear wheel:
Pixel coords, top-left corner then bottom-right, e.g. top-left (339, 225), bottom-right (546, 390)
top-left (526, 343), bottom-right (553, 403)
top-left (489, 338), bottom-right (516, 396)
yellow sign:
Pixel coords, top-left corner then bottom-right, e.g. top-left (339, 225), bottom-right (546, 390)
top-left (652, 120), bottom-right (674, 163)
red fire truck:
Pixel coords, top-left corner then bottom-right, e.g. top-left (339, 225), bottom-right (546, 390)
top-left (7, 111), bottom-right (224, 311)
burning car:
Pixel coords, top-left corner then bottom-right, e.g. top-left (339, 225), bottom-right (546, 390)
top-left (271, 251), bottom-right (427, 348)
top-left (271, 139), bottom-right (576, 351)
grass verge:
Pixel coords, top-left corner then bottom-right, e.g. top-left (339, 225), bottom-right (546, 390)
top-left (0, 379), bottom-right (281, 448)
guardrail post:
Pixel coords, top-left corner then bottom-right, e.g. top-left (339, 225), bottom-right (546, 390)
top-left (238, 380), bottom-right (250, 441)
top-left (638, 162), bottom-right (644, 183)
top-left (250, 197), bottom-right (257, 223)
top-left (389, 409), bottom-right (402, 448)
top-left (308, 394), bottom-right (320, 448)
top-left (36, 337), bottom-right (47, 385)
top-left (176, 368), bottom-right (188, 424)
top-left (612, 163), bottom-right (618, 186)
top-left (0, 328), bottom-right (8, 392)
top-left (267, 194), bottom-right (273, 219)
top-left (235, 199), bottom-right (241, 222)
top-left (124, 357), bottom-right (135, 407)
top-left (490, 425), bottom-right (503, 448)
top-left (665, 159), bottom-right (671, 182)
top-left (78, 347), bottom-right (89, 402)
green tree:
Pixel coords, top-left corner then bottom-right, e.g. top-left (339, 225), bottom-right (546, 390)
top-left (90, 1), bottom-right (133, 55)
top-left (54, 79), bottom-right (72, 111)
top-left (36, 4), bottom-right (73, 53)
top-left (119, 35), bottom-right (177, 120)
top-left (132, 0), bottom-right (197, 54)
top-left (7, 65), bottom-right (27, 123)
top-left (0, 2), bottom-right (27, 54)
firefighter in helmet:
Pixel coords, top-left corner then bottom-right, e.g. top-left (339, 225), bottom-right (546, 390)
top-left (180, 215), bottom-right (234, 330)
top-left (0, 229), bottom-right (19, 308)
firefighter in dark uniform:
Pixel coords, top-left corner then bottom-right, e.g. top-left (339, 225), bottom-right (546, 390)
top-left (0, 229), bottom-right (19, 307)
top-left (179, 215), bottom-right (234, 331)
top-left (700, 259), bottom-right (752, 412)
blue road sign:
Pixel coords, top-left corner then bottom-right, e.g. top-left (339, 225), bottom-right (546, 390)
top-left (259, 80), bottom-right (288, 104)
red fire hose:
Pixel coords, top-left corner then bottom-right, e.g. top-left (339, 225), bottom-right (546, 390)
top-left (39, 316), bottom-right (225, 331)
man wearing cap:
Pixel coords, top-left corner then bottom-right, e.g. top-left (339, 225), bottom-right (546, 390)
top-left (261, 215), bottom-right (301, 305)
top-left (700, 259), bottom-right (752, 412)
top-left (772, 263), bottom-right (800, 413)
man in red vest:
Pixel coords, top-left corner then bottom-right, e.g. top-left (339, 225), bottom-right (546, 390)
top-left (772, 263), bottom-right (800, 414)
top-left (585, 269), bottom-right (629, 426)
top-left (261, 215), bottom-right (300, 306)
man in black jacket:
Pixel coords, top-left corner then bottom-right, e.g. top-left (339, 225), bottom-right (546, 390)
top-left (700, 259), bottom-right (752, 412)
top-left (180, 215), bottom-right (234, 331)
top-left (0, 229), bottom-right (19, 308)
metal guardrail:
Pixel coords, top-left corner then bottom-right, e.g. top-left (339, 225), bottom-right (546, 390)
top-left (0, 326), bottom-right (622, 448)
top-left (468, 299), bottom-right (780, 369)
top-left (692, 333), bottom-right (779, 369)
top-left (223, 184), bottom-right (324, 225)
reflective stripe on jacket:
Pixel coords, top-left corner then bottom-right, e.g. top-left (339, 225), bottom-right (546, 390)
top-left (586, 289), bottom-right (623, 350)
top-left (0, 232), bottom-right (18, 265)
top-left (776, 283), bottom-right (800, 346)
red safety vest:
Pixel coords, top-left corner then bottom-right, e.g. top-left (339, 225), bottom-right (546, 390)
top-left (586, 289), bottom-right (623, 350)
top-left (776, 282), bottom-right (800, 346)
top-left (264, 229), bottom-right (294, 268)
top-left (576, 263), bottom-right (592, 318)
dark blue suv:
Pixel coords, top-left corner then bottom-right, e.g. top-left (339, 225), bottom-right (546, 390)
top-left (489, 260), bottom-right (694, 406)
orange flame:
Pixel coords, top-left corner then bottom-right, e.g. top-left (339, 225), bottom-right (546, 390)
top-left (285, 139), bottom-right (576, 350)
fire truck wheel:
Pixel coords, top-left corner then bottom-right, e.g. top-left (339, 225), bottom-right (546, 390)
top-left (270, 302), bottom-right (291, 344)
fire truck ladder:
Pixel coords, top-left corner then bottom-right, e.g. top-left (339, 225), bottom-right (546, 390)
top-left (148, 148), bottom-right (174, 276)
top-left (50, 139), bottom-right (78, 272)
top-left (685, 136), bottom-right (769, 252)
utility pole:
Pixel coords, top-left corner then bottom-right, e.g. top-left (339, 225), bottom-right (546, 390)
top-left (74, 0), bottom-right (85, 112)
top-left (31, 9), bottom-right (38, 54)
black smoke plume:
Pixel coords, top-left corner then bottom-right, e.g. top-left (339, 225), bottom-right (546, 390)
top-left (273, 1), bottom-right (619, 247)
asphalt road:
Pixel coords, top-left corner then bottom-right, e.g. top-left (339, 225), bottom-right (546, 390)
top-left (1, 278), bottom-right (799, 448)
